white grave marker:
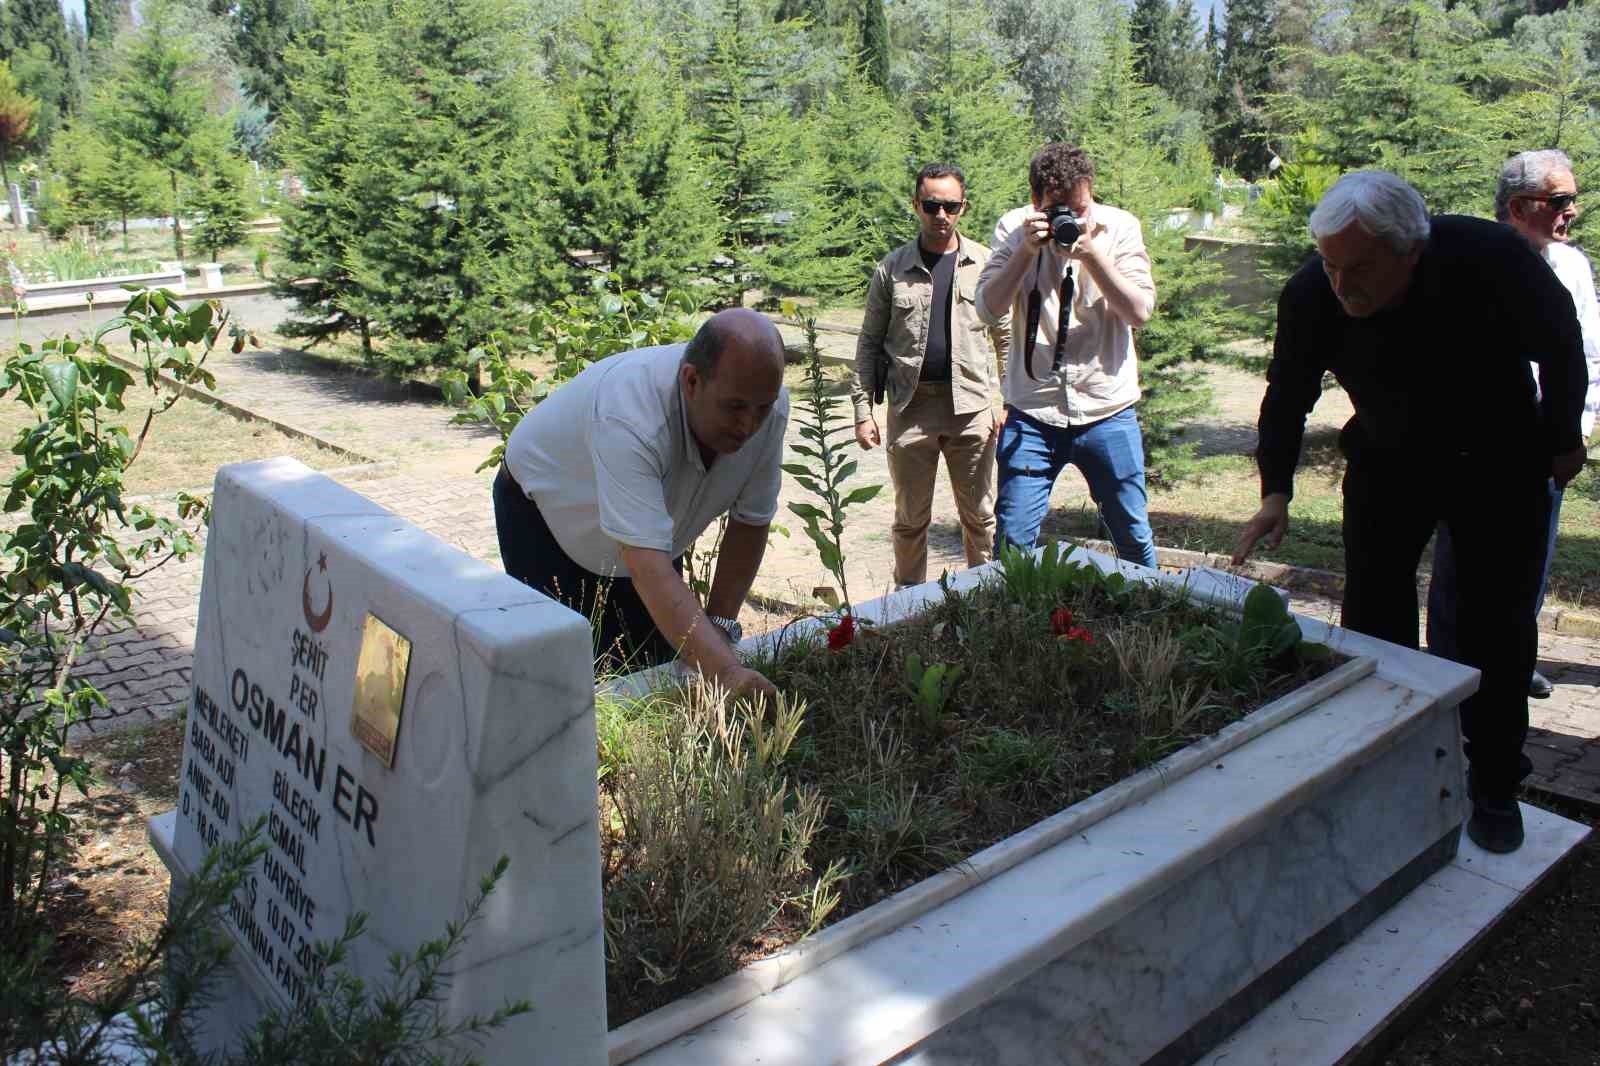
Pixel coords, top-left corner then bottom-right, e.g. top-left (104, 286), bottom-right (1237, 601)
top-left (151, 457), bottom-right (606, 1063)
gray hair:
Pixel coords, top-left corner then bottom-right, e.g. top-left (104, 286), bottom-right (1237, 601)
top-left (1308, 170), bottom-right (1431, 255)
top-left (1495, 150), bottom-right (1572, 221)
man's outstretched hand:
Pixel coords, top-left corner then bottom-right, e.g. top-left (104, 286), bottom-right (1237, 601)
top-left (722, 664), bottom-right (778, 704)
top-left (1232, 493), bottom-right (1291, 565)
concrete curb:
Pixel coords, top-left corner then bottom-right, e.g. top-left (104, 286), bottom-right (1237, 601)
top-left (100, 350), bottom-right (376, 466)
top-left (1075, 537), bottom-right (1600, 638)
top-left (7, 280), bottom-right (278, 321)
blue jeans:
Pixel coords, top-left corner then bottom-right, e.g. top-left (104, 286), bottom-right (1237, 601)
top-left (1427, 478), bottom-right (1561, 663)
top-left (992, 406), bottom-right (1158, 568)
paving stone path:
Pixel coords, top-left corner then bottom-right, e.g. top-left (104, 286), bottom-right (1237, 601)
top-left (58, 296), bottom-right (1600, 812)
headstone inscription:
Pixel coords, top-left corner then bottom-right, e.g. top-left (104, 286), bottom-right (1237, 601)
top-left (150, 457), bottom-right (607, 1063)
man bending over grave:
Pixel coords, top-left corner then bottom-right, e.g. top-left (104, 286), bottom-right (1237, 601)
top-left (1233, 170), bottom-right (1587, 854)
top-left (494, 308), bottom-right (787, 700)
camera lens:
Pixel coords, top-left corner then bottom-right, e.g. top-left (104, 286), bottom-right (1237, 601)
top-left (1049, 209), bottom-right (1080, 246)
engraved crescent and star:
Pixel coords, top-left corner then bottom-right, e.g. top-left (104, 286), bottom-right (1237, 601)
top-left (302, 552), bottom-right (334, 632)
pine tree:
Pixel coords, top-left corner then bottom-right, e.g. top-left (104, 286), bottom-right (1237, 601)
top-left (273, 0), bottom-right (389, 351)
top-left (101, 0), bottom-right (237, 260)
top-left (0, 60), bottom-right (39, 188)
top-left (84, 0), bottom-right (127, 47)
top-left (1074, 14), bottom-right (1234, 474)
top-left (191, 154), bottom-right (251, 263)
top-left (337, 0), bottom-right (548, 378)
top-left (902, 3), bottom-right (1033, 242)
top-left (1268, 0), bottom-right (1502, 213)
top-left (1210, 0), bottom-right (1278, 177)
top-left (860, 0), bottom-right (891, 91)
top-left (542, 0), bottom-right (720, 293)
top-left (225, 0), bottom-right (310, 123)
top-left (36, 122), bottom-right (163, 244)
top-left (804, 67), bottom-right (910, 295)
top-left (695, 0), bottom-right (790, 304)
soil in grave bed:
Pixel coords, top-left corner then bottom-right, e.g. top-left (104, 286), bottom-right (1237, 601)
top-left (600, 559), bottom-right (1342, 1026)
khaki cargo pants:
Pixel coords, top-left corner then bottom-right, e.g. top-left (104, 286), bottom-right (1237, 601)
top-left (885, 381), bottom-right (998, 587)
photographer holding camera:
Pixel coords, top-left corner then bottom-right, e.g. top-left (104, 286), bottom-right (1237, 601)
top-left (975, 142), bottom-right (1158, 567)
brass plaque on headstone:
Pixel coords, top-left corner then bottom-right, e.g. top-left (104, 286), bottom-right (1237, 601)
top-left (351, 613), bottom-right (412, 768)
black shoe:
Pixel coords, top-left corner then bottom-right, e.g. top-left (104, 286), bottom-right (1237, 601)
top-left (1467, 794), bottom-right (1525, 853)
top-left (1529, 670), bottom-right (1553, 699)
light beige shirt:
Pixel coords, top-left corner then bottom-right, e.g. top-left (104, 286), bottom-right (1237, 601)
top-left (503, 344), bottom-right (789, 577)
top-left (977, 203), bottom-right (1155, 427)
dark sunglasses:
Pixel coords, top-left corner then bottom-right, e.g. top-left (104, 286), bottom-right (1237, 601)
top-left (1519, 192), bottom-right (1579, 211)
top-left (919, 199), bottom-right (966, 216)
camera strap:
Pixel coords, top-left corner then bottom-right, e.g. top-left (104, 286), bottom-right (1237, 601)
top-left (1023, 259), bottom-right (1074, 382)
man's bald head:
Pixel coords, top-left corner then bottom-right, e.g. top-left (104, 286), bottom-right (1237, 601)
top-left (682, 307), bottom-right (785, 381)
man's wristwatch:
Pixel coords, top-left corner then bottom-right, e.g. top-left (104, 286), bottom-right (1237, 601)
top-left (708, 614), bottom-right (743, 645)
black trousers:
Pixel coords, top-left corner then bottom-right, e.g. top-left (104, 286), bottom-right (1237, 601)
top-left (1340, 454), bottom-right (1549, 799)
top-left (493, 465), bottom-right (681, 671)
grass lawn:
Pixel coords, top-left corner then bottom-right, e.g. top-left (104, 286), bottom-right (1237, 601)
top-left (0, 380), bottom-right (352, 497)
top-left (1049, 426), bottom-right (1600, 613)
top-left (4, 224), bottom-right (274, 290)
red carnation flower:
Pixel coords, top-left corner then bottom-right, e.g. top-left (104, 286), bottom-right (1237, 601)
top-left (1069, 626), bottom-right (1095, 644)
top-left (1050, 607), bottom-right (1074, 636)
top-left (827, 613), bottom-right (856, 651)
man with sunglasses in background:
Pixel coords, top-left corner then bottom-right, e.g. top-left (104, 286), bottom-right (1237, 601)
top-left (852, 163), bottom-right (1010, 588)
top-left (974, 142), bottom-right (1158, 567)
top-left (1428, 150), bottom-right (1600, 699)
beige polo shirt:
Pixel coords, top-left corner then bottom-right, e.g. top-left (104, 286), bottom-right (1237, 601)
top-left (978, 203), bottom-right (1155, 427)
top-left (503, 344), bottom-right (789, 578)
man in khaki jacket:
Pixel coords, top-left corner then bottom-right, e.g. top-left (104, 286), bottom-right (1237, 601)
top-left (852, 163), bottom-right (1010, 588)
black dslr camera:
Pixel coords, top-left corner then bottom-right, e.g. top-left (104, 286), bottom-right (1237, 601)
top-left (1045, 205), bottom-right (1082, 247)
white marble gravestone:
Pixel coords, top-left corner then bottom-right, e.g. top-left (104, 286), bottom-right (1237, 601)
top-left (149, 457), bottom-right (606, 1064)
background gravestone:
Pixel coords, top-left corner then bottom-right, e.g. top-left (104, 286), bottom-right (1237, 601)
top-left (151, 457), bottom-right (606, 1063)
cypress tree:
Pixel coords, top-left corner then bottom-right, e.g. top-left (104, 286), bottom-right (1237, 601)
top-left (1, 0), bottom-right (85, 149)
top-left (227, 0), bottom-right (310, 123)
top-left (860, 0), bottom-right (891, 91)
top-left (191, 154), bottom-right (252, 263)
top-left (1210, 0), bottom-right (1278, 177)
top-left (84, 0), bottom-right (127, 47)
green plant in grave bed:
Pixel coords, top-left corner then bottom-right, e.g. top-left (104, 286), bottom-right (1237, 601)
top-left (1181, 583), bottom-right (1329, 689)
top-left (997, 539), bottom-right (1136, 608)
top-left (780, 302), bottom-right (882, 617)
top-left (902, 653), bottom-right (962, 731)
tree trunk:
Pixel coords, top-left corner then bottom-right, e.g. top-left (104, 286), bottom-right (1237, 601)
top-left (169, 171), bottom-right (184, 261)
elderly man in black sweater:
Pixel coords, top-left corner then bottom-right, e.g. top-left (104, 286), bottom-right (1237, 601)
top-left (1233, 170), bottom-right (1588, 854)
